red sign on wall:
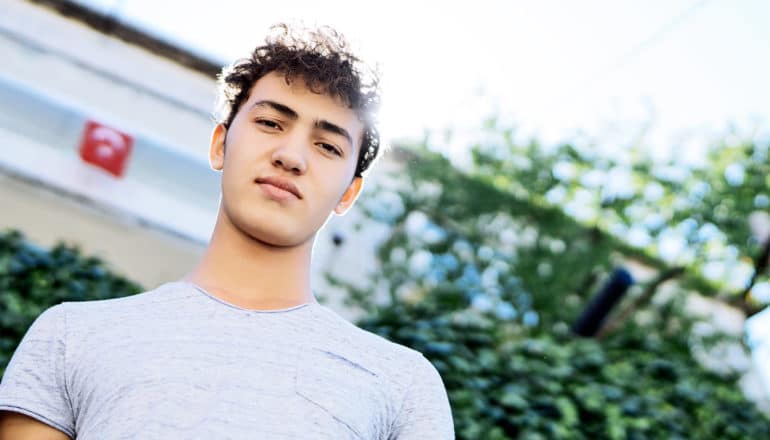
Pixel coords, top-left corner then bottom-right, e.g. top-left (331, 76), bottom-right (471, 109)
top-left (78, 120), bottom-right (133, 178)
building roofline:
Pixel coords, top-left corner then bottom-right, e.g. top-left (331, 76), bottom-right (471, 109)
top-left (27, 0), bottom-right (222, 78)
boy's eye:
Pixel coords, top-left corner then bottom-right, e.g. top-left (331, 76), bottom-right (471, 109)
top-left (319, 143), bottom-right (342, 156)
top-left (256, 119), bottom-right (280, 129)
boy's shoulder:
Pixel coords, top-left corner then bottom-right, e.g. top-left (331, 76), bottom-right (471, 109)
top-left (310, 302), bottom-right (426, 365)
top-left (60, 281), bottom-right (198, 314)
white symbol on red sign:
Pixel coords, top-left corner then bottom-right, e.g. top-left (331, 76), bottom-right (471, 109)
top-left (79, 121), bottom-right (133, 178)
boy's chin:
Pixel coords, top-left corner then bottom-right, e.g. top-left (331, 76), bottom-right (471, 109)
top-left (245, 226), bottom-right (314, 249)
top-left (224, 208), bottom-right (316, 248)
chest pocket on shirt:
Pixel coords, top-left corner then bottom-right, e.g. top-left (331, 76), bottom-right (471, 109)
top-left (295, 348), bottom-right (385, 439)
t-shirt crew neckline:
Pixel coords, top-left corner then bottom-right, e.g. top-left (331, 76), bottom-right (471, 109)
top-left (175, 280), bottom-right (317, 314)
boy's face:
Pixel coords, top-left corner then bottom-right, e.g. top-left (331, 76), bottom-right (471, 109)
top-left (209, 71), bottom-right (365, 247)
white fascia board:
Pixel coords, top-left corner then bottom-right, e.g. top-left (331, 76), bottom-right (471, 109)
top-left (0, 0), bottom-right (216, 112)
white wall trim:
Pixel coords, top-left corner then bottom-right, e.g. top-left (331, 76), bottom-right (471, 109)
top-left (0, 127), bottom-right (214, 244)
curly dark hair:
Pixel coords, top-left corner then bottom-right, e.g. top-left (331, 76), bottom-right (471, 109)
top-left (215, 23), bottom-right (381, 177)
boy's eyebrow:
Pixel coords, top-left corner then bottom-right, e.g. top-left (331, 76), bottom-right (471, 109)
top-left (314, 119), bottom-right (353, 148)
top-left (251, 100), bottom-right (298, 119)
top-left (252, 99), bottom-right (354, 147)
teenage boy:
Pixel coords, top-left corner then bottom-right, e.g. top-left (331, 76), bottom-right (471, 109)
top-left (0, 23), bottom-right (454, 439)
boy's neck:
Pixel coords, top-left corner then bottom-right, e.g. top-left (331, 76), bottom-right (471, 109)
top-left (181, 210), bottom-right (317, 311)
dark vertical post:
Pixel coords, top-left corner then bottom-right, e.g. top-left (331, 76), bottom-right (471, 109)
top-left (573, 268), bottom-right (634, 337)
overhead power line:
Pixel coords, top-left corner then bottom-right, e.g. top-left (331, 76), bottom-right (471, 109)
top-left (599, 0), bottom-right (713, 79)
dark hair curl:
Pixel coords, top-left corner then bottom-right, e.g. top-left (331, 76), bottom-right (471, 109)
top-left (215, 23), bottom-right (381, 177)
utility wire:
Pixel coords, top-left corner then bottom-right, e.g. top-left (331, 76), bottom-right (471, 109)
top-left (552, 0), bottom-right (713, 104)
top-left (595, 0), bottom-right (712, 82)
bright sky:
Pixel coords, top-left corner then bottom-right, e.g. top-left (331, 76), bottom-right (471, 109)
top-left (75, 0), bottom-right (770, 160)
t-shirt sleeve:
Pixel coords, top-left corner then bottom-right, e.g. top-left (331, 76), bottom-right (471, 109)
top-left (0, 304), bottom-right (75, 438)
top-left (390, 354), bottom-right (454, 439)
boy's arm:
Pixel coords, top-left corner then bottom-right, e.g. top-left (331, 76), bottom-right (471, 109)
top-left (0, 305), bottom-right (76, 439)
top-left (0, 411), bottom-right (71, 440)
top-left (390, 354), bottom-right (455, 439)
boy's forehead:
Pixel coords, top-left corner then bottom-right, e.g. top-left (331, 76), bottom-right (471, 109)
top-left (244, 72), bottom-right (364, 141)
top-left (245, 72), bottom-right (346, 110)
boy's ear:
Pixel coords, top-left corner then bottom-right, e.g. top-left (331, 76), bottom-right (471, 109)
top-left (334, 177), bottom-right (364, 215)
top-left (209, 123), bottom-right (227, 171)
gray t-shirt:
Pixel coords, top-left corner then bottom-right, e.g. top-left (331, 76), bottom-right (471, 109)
top-left (0, 281), bottom-right (454, 439)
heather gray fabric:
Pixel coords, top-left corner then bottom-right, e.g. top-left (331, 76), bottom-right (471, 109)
top-left (0, 281), bottom-right (454, 439)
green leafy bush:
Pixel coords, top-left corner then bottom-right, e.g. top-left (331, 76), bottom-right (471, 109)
top-left (0, 229), bottom-right (142, 374)
top-left (338, 140), bottom-right (770, 438)
top-left (357, 301), bottom-right (770, 439)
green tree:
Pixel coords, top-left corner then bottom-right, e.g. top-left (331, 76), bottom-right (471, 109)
top-left (333, 127), bottom-right (770, 438)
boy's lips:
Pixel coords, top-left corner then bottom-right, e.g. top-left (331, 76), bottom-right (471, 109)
top-left (254, 176), bottom-right (302, 200)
